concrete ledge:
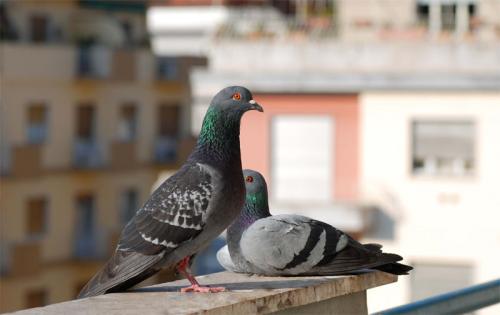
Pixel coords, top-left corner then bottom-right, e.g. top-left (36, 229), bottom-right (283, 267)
top-left (9, 271), bottom-right (397, 315)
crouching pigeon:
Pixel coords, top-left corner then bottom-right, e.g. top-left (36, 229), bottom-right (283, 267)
top-left (78, 87), bottom-right (263, 298)
top-left (217, 169), bottom-right (412, 276)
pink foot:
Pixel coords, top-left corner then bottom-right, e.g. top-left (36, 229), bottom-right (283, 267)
top-left (180, 285), bottom-right (226, 293)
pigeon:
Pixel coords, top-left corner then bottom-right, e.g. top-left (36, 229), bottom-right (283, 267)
top-left (78, 86), bottom-right (263, 298)
top-left (217, 169), bottom-right (412, 276)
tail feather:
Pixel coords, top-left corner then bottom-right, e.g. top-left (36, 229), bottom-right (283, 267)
top-left (77, 250), bottom-right (163, 299)
top-left (362, 243), bottom-right (412, 275)
top-left (363, 243), bottom-right (383, 253)
top-left (302, 240), bottom-right (412, 276)
top-left (373, 262), bottom-right (413, 275)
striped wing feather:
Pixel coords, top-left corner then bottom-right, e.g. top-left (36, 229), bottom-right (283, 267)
top-left (78, 163), bottom-right (214, 298)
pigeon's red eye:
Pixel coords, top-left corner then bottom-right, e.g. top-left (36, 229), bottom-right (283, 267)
top-left (245, 176), bottom-right (253, 183)
top-left (232, 93), bottom-right (242, 101)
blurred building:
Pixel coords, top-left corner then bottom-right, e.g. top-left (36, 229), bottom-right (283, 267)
top-left (150, 0), bottom-right (500, 314)
top-left (360, 91), bottom-right (500, 311)
top-left (0, 0), bottom-right (201, 312)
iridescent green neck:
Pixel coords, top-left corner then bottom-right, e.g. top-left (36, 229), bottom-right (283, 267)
top-left (198, 107), bottom-right (219, 144)
top-left (191, 106), bottom-right (241, 166)
top-left (246, 191), bottom-right (269, 213)
top-left (198, 107), bottom-right (240, 146)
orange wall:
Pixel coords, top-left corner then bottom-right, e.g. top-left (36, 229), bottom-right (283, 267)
top-left (240, 94), bottom-right (359, 201)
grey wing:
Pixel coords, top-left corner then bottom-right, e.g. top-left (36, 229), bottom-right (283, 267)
top-left (240, 214), bottom-right (347, 275)
top-left (78, 163), bottom-right (216, 298)
top-left (303, 237), bottom-right (407, 276)
top-left (119, 163), bottom-right (214, 253)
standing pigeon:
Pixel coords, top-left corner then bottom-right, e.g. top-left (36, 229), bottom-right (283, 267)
top-left (217, 169), bottom-right (412, 276)
top-left (78, 87), bottom-right (263, 298)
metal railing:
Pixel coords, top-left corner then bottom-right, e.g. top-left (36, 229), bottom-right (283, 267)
top-left (374, 279), bottom-right (500, 315)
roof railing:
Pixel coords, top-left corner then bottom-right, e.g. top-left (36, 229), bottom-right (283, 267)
top-left (374, 278), bottom-right (500, 315)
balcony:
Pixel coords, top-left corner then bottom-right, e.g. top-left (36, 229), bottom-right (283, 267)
top-left (73, 231), bottom-right (107, 260)
top-left (110, 141), bottom-right (139, 170)
top-left (110, 50), bottom-right (136, 81)
top-left (26, 124), bottom-right (48, 145)
top-left (0, 241), bottom-right (42, 277)
top-left (154, 137), bottom-right (178, 165)
top-left (73, 139), bottom-right (103, 169)
top-left (8, 145), bottom-right (43, 177)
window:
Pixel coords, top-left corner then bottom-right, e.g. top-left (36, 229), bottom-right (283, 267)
top-left (157, 57), bottom-right (179, 81)
top-left (26, 103), bottom-right (48, 144)
top-left (416, 1), bottom-right (477, 32)
top-left (410, 262), bottom-right (473, 301)
top-left (25, 288), bottom-right (47, 308)
top-left (272, 116), bottom-right (334, 203)
top-left (76, 104), bottom-right (96, 140)
top-left (412, 120), bottom-right (475, 176)
top-left (158, 104), bottom-right (180, 137)
top-left (121, 20), bottom-right (133, 45)
top-left (77, 45), bottom-right (92, 77)
top-left (1, 4), bottom-right (18, 40)
top-left (120, 189), bottom-right (138, 225)
top-left (117, 103), bottom-right (137, 141)
top-left (74, 194), bottom-right (97, 258)
top-left (30, 15), bottom-right (48, 43)
top-left (441, 4), bottom-right (457, 31)
top-left (76, 194), bottom-right (94, 235)
top-left (77, 46), bottom-right (111, 78)
top-left (74, 104), bottom-right (101, 167)
top-left (416, 3), bottom-right (430, 27)
top-left (26, 197), bottom-right (48, 237)
top-left (155, 104), bottom-right (180, 163)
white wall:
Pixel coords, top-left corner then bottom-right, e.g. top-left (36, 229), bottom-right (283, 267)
top-left (271, 115), bottom-right (334, 204)
top-left (360, 91), bottom-right (500, 314)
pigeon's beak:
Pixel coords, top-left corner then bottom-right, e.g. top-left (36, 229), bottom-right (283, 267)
top-left (247, 99), bottom-right (264, 112)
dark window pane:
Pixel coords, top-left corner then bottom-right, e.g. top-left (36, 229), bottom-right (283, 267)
top-left (76, 104), bottom-right (95, 140)
top-left (26, 197), bottom-right (47, 237)
top-left (76, 194), bottom-right (94, 233)
top-left (158, 104), bottom-right (180, 137)
top-left (74, 193), bottom-right (99, 258)
top-left (77, 45), bottom-right (92, 77)
top-left (27, 103), bottom-right (48, 144)
top-left (118, 103), bottom-right (137, 141)
top-left (30, 15), bottom-right (48, 42)
top-left (156, 57), bottom-right (179, 81)
top-left (120, 189), bottom-right (138, 225)
top-left (416, 4), bottom-right (429, 27)
top-left (441, 4), bottom-right (456, 31)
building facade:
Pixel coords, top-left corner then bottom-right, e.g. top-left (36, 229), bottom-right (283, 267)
top-left (360, 91), bottom-right (500, 312)
top-left (0, 1), bottom-right (194, 312)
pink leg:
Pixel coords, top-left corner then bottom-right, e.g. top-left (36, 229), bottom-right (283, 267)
top-left (176, 257), bottom-right (226, 293)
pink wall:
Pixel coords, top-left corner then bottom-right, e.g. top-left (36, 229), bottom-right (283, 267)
top-left (240, 94), bottom-right (359, 201)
